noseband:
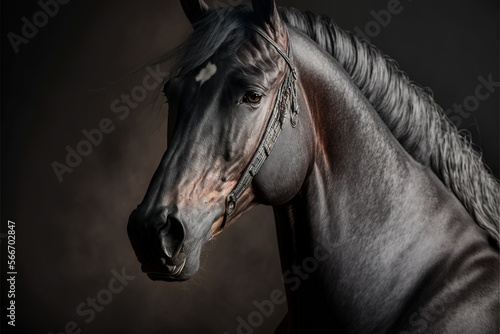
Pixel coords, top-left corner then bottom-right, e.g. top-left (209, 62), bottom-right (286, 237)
top-left (220, 27), bottom-right (298, 230)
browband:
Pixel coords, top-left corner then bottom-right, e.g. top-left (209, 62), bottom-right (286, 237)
top-left (220, 27), bottom-right (299, 230)
top-left (250, 27), bottom-right (297, 80)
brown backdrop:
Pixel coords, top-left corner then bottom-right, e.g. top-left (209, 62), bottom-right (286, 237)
top-left (1, 0), bottom-right (498, 333)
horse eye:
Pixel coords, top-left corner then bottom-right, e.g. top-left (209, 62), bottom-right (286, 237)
top-left (242, 92), bottom-right (263, 105)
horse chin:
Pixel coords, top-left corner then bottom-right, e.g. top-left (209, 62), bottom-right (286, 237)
top-left (147, 271), bottom-right (192, 282)
top-left (143, 252), bottom-right (200, 282)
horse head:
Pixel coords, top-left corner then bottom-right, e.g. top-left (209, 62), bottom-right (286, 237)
top-left (127, 0), bottom-right (311, 281)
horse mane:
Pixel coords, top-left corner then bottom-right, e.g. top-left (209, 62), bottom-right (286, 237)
top-left (279, 7), bottom-right (499, 243)
top-left (155, 4), bottom-right (498, 243)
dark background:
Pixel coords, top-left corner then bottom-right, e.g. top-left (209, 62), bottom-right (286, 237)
top-left (1, 0), bottom-right (498, 333)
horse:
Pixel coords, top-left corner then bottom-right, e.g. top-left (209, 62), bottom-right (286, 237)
top-left (127, 0), bottom-right (499, 332)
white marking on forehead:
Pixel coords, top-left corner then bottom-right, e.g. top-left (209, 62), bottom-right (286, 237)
top-left (195, 62), bottom-right (217, 86)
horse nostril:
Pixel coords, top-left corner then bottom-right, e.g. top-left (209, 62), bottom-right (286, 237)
top-left (158, 215), bottom-right (185, 259)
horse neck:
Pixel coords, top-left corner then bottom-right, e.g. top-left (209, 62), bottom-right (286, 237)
top-left (273, 30), bottom-right (494, 331)
top-left (276, 28), bottom-right (417, 274)
top-left (288, 30), bottom-right (414, 251)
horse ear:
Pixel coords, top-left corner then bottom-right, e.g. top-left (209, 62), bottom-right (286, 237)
top-left (252, 0), bottom-right (281, 29)
top-left (180, 0), bottom-right (210, 27)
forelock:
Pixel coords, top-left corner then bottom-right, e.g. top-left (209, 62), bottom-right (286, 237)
top-left (166, 6), bottom-right (253, 78)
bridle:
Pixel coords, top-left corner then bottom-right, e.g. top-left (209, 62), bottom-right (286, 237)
top-left (220, 26), bottom-right (298, 230)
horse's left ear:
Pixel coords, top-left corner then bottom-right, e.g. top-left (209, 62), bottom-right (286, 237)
top-left (252, 0), bottom-right (282, 31)
top-left (180, 0), bottom-right (210, 27)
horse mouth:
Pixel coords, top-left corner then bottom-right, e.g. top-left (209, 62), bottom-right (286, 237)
top-left (144, 258), bottom-right (187, 281)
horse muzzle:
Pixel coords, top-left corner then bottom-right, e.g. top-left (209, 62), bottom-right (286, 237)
top-left (127, 207), bottom-right (194, 281)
